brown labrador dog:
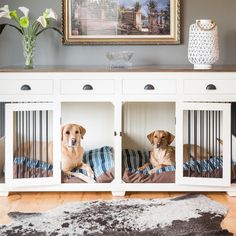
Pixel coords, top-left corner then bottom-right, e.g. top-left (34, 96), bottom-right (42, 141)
top-left (138, 130), bottom-right (207, 174)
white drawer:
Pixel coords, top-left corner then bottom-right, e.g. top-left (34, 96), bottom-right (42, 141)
top-left (0, 79), bottom-right (53, 95)
top-left (122, 80), bottom-right (176, 94)
top-left (61, 79), bottom-right (115, 94)
top-left (184, 80), bottom-right (236, 94)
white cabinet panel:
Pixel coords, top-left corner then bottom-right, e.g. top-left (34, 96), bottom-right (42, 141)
top-left (0, 79), bottom-right (53, 95)
top-left (61, 80), bottom-right (115, 95)
top-left (122, 80), bottom-right (176, 94)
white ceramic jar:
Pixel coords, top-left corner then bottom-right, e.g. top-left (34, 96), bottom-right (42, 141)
top-left (188, 19), bottom-right (219, 69)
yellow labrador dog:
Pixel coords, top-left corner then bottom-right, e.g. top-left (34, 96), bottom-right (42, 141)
top-left (138, 130), bottom-right (207, 174)
top-left (15, 124), bottom-right (95, 183)
top-left (61, 124), bottom-right (95, 183)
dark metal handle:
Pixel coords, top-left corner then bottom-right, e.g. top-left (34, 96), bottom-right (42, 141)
top-left (83, 84), bottom-right (93, 90)
top-left (206, 84), bottom-right (216, 90)
top-left (144, 84), bottom-right (155, 90)
top-left (20, 84), bottom-right (31, 91)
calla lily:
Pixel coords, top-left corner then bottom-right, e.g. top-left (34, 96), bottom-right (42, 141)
top-left (10, 10), bottom-right (18, 19)
top-left (19, 16), bottom-right (29, 28)
top-left (43, 8), bottom-right (57, 20)
top-left (0, 5), bottom-right (11, 19)
top-left (37, 15), bottom-right (47, 28)
top-left (18, 6), bottom-right (29, 17)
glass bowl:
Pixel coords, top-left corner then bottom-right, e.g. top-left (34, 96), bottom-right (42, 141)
top-left (106, 51), bottom-right (134, 68)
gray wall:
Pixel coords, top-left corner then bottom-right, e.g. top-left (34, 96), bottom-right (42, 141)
top-left (0, 0), bottom-right (236, 67)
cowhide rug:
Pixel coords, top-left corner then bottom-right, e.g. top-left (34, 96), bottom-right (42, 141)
top-left (0, 194), bottom-right (233, 236)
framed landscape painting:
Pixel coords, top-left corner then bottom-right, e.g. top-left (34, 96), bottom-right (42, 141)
top-left (63, 0), bottom-right (180, 45)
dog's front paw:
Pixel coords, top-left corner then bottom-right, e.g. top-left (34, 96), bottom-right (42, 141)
top-left (148, 169), bottom-right (156, 175)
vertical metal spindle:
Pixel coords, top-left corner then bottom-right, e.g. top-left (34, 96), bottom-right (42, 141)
top-left (0, 103), bottom-right (4, 137)
top-left (206, 111), bottom-right (209, 177)
top-left (19, 111), bottom-right (22, 179)
top-left (187, 110), bottom-right (191, 177)
top-left (208, 111), bottom-right (211, 177)
top-left (46, 110), bottom-right (49, 177)
top-left (16, 111), bottom-right (19, 179)
top-left (25, 110), bottom-right (27, 176)
top-left (33, 111), bottom-right (36, 178)
top-left (28, 111), bottom-right (32, 178)
top-left (215, 111), bottom-right (218, 178)
top-left (0, 103), bottom-right (2, 137)
top-left (39, 111), bottom-right (43, 177)
top-left (194, 110), bottom-right (197, 174)
top-left (200, 111), bottom-right (203, 177)
top-left (219, 111), bottom-right (221, 178)
top-left (22, 111), bottom-right (25, 178)
top-left (212, 111), bottom-right (215, 178)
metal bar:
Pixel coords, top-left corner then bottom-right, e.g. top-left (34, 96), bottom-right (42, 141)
top-left (26, 111), bottom-right (28, 178)
top-left (16, 111), bottom-right (18, 179)
top-left (200, 111), bottom-right (203, 177)
top-left (188, 110), bottom-right (191, 177)
top-left (19, 111), bottom-right (22, 179)
top-left (194, 110), bottom-right (197, 174)
top-left (206, 111), bottom-right (209, 177)
top-left (33, 111), bottom-right (36, 178)
top-left (0, 103), bottom-right (6, 138)
top-left (22, 111), bottom-right (24, 157)
top-left (212, 111), bottom-right (215, 178)
top-left (215, 111), bottom-right (219, 177)
top-left (28, 111), bottom-right (31, 178)
top-left (46, 110), bottom-right (49, 177)
top-left (208, 111), bottom-right (211, 177)
top-left (40, 110), bottom-right (42, 177)
top-left (218, 111), bottom-right (221, 178)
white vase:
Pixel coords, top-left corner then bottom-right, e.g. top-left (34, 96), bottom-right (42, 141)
top-left (188, 19), bottom-right (219, 70)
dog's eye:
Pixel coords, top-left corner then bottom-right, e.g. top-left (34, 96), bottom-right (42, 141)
top-left (65, 131), bottom-right (70, 135)
top-left (154, 135), bottom-right (157, 138)
top-left (162, 136), bottom-right (165, 139)
top-left (75, 131), bottom-right (79, 134)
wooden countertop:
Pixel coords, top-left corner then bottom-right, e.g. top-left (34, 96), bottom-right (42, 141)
top-left (1, 65), bottom-right (236, 73)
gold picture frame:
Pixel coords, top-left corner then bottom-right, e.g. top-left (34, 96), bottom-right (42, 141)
top-left (63, 0), bottom-right (181, 45)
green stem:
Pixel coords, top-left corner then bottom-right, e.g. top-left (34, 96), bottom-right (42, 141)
top-left (0, 23), bottom-right (23, 35)
top-left (36, 26), bottom-right (62, 37)
top-left (12, 17), bottom-right (24, 34)
top-left (32, 21), bottom-right (40, 36)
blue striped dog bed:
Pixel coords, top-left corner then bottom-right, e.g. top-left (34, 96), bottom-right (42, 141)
top-left (122, 149), bottom-right (226, 176)
top-left (14, 146), bottom-right (114, 181)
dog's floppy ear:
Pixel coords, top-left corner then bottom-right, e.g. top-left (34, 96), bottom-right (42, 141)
top-left (61, 125), bottom-right (65, 141)
top-left (167, 132), bottom-right (175, 145)
top-left (147, 131), bottom-right (155, 144)
top-left (79, 125), bottom-right (86, 139)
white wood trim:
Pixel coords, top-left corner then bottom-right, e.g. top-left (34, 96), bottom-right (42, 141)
top-left (5, 103), bottom-right (61, 187)
top-left (176, 102), bottom-right (231, 187)
top-left (1, 70), bottom-right (236, 194)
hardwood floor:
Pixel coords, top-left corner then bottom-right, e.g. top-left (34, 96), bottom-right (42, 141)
top-left (0, 192), bottom-right (235, 234)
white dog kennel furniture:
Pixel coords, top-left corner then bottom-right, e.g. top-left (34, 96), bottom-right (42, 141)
top-left (0, 67), bottom-right (236, 197)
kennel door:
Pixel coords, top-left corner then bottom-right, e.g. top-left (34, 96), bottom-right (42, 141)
top-left (5, 103), bottom-right (61, 187)
top-left (176, 102), bottom-right (231, 187)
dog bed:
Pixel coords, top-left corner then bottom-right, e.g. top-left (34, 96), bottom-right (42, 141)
top-left (13, 146), bottom-right (114, 183)
top-left (122, 149), bottom-right (236, 183)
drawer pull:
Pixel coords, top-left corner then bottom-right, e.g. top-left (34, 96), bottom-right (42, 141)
top-left (144, 84), bottom-right (155, 90)
top-left (83, 84), bottom-right (93, 90)
top-left (206, 84), bottom-right (216, 90)
top-left (20, 84), bottom-right (31, 91)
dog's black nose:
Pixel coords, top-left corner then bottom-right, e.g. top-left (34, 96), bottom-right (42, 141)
top-left (71, 138), bottom-right (77, 146)
top-left (156, 143), bottom-right (161, 148)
